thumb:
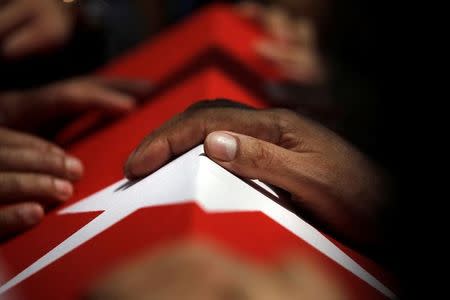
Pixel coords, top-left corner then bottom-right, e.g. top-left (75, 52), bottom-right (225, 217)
top-left (204, 131), bottom-right (306, 193)
top-left (205, 131), bottom-right (339, 212)
top-left (205, 131), bottom-right (377, 244)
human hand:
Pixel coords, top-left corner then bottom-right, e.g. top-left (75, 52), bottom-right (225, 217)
top-left (0, 0), bottom-right (76, 59)
top-left (87, 241), bottom-right (346, 300)
top-left (0, 76), bottom-right (153, 131)
top-left (237, 2), bottom-right (326, 85)
top-left (124, 100), bottom-right (390, 246)
top-left (0, 126), bottom-right (83, 239)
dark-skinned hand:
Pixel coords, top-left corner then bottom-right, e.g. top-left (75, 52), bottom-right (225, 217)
top-left (124, 100), bottom-right (390, 247)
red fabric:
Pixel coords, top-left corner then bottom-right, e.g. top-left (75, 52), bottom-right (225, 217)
top-left (98, 3), bottom-right (279, 82)
top-left (56, 4), bottom-right (278, 145)
top-left (0, 5), bottom-right (395, 299)
top-left (0, 68), bottom-right (393, 300)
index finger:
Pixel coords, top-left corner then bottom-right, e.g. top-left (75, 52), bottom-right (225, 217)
top-left (93, 77), bottom-right (154, 100)
top-left (124, 101), bottom-right (282, 179)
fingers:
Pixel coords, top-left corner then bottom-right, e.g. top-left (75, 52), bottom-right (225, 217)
top-left (255, 40), bottom-right (323, 83)
top-left (237, 2), bottom-right (297, 43)
top-left (0, 0), bottom-right (29, 39)
top-left (0, 202), bottom-right (44, 239)
top-left (0, 172), bottom-right (73, 204)
top-left (1, 20), bottom-right (66, 59)
top-left (39, 77), bottom-right (153, 114)
top-left (235, 1), bottom-right (265, 20)
top-left (0, 0), bottom-right (74, 59)
top-left (205, 131), bottom-right (348, 227)
top-left (205, 131), bottom-right (307, 192)
top-left (0, 127), bottom-right (64, 154)
top-left (94, 77), bottom-right (153, 100)
top-left (68, 84), bottom-right (136, 113)
top-left (124, 106), bottom-right (282, 179)
top-left (205, 130), bottom-right (334, 200)
top-left (1, 77), bottom-right (150, 130)
top-left (43, 81), bottom-right (138, 115)
top-left (0, 147), bottom-right (83, 180)
top-left (0, 127), bottom-right (81, 238)
top-left (86, 242), bottom-right (257, 300)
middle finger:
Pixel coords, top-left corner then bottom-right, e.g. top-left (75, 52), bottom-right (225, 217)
top-left (0, 147), bottom-right (83, 180)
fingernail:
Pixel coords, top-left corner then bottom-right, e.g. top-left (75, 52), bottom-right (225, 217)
top-left (17, 205), bottom-right (44, 226)
top-left (65, 156), bottom-right (84, 179)
top-left (54, 179), bottom-right (73, 200)
top-left (205, 132), bottom-right (237, 161)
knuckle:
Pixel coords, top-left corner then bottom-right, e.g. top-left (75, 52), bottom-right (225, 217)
top-left (270, 108), bottom-right (299, 126)
top-left (267, 109), bottom-right (303, 146)
top-left (45, 153), bottom-right (66, 175)
top-left (35, 175), bottom-right (54, 193)
top-left (11, 174), bottom-right (53, 196)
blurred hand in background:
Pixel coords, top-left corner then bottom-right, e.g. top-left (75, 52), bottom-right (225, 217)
top-left (0, 76), bottom-right (151, 239)
top-left (237, 1), bottom-right (326, 85)
top-left (125, 100), bottom-right (390, 248)
top-left (0, 76), bottom-right (153, 132)
top-left (0, 0), bottom-right (77, 60)
top-left (0, 127), bottom-right (83, 240)
top-left (87, 241), bottom-right (346, 300)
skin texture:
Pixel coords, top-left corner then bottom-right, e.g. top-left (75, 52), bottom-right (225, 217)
top-left (0, 77), bottom-right (151, 239)
top-left (0, 76), bottom-right (153, 131)
top-left (124, 100), bottom-right (390, 247)
top-left (0, 127), bottom-right (83, 240)
top-left (0, 0), bottom-right (76, 59)
top-left (86, 241), bottom-right (346, 300)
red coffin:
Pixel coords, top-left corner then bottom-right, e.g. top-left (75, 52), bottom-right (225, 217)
top-left (1, 4), bottom-right (395, 300)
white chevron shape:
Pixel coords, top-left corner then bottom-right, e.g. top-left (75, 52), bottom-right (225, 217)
top-left (0, 145), bottom-right (395, 298)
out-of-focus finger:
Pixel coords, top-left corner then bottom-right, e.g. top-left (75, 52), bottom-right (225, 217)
top-left (0, 127), bottom-right (64, 154)
top-left (0, 148), bottom-right (83, 180)
top-left (0, 1), bottom-right (29, 38)
top-left (2, 20), bottom-right (67, 59)
top-left (263, 6), bottom-right (297, 43)
top-left (0, 172), bottom-right (73, 204)
top-left (124, 104), bottom-right (282, 179)
top-left (0, 202), bottom-right (44, 239)
top-left (93, 77), bottom-right (153, 99)
top-left (235, 1), bottom-right (265, 20)
top-left (254, 40), bottom-right (300, 64)
top-left (44, 82), bottom-right (137, 115)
